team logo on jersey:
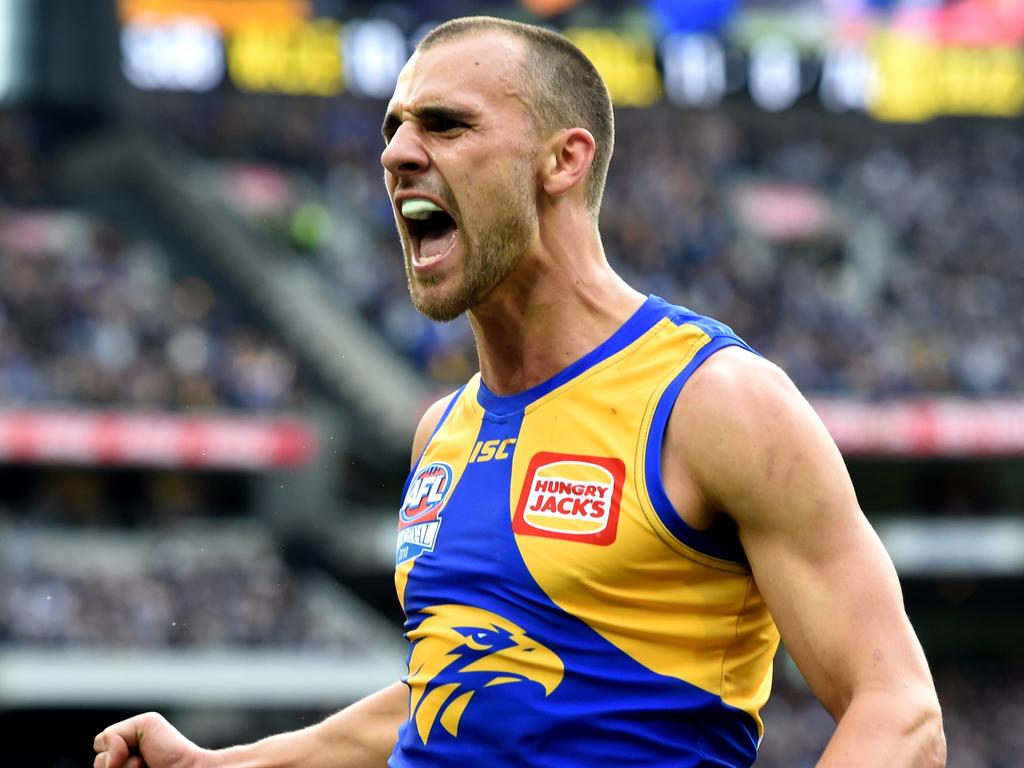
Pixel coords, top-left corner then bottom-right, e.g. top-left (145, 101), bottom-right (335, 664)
top-left (406, 604), bottom-right (563, 744)
top-left (397, 462), bottom-right (454, 565)
top-left (513, 452), bottom-right (625, 545)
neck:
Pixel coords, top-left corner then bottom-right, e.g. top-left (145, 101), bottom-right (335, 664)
top-left (468, 221), bottom-right (645, 396)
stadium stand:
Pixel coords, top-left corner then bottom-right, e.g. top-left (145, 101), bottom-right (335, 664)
top-left (0, 525), bottom-right (353, 650)
top-left (0, 207), bottom-right (305, 410)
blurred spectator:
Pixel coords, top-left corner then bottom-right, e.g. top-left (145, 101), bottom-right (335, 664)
top-left (0, 112), bottom-right (49, 205)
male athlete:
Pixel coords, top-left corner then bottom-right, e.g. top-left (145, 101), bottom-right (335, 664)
top-left (95, 16), bottom-right (945, 768)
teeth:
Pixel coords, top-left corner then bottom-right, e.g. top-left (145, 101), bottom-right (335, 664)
top-left (401, 199), bottom-right (443, 220)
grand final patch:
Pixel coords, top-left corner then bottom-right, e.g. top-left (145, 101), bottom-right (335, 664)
top-left (397, 461), bottom-right (454, 565)
top-left (513, 452), bottom-right (625, 545)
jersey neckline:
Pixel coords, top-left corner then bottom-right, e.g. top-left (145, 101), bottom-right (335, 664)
top-left (475, 294), bottom-right (671, 417)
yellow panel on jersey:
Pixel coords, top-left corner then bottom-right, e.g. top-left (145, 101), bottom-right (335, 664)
top-left (506, 315), bottom-right (779, 734)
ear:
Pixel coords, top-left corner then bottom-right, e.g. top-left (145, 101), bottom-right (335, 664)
top-left (540, 128), bottom-right (596, 200)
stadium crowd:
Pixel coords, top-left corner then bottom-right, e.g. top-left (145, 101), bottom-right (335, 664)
top-left (6, 98), bottom-right (1022, 403)
top-left (0, 110), bottom-right (307, 412)
top-left (0, 526), bottom-right (349, 650)
top-left (150, 92), bottom-right (1024, 397)
top-left (0, 206), bottom-right (305, 410)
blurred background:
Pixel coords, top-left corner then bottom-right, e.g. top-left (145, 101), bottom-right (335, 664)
top-left (0, 0), bottom-right (1021, 765)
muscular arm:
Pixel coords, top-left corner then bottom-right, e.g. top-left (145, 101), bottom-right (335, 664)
top-left (668, 347), bottom-right (945, 767)
top-left (96, 396), bottom-right (458, 768)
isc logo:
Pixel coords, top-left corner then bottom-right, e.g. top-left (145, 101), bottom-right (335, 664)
top-left (468, 438), bottom-right (516, 464)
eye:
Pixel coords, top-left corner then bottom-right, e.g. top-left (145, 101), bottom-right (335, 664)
top-left (427, 116), bottom-right (467, 135)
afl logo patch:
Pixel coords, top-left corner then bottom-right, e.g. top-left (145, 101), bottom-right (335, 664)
top-left (513, 452), bottom-right (625, 545)
top-left (397, 462), bottom-right (454, 564)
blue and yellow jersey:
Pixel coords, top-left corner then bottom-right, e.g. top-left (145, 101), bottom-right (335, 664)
top-left (390, 295), bottom-right (780, 767)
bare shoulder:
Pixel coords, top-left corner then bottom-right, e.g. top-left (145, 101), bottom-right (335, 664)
top-left (669, 345), bottom-right (851, 529)
top-left (682, 345), bottom-right (800, 413)
top-left (674, 344), bottom-right (818, 451)
top-left (410, 391), bottom-right (460, 468)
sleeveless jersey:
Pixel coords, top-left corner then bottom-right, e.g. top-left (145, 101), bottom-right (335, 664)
top-left (390, 295), bottom-right (780, 767)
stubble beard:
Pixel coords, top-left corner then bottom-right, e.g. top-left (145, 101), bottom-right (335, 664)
top-left (401, 171), bottom-right (535, 323)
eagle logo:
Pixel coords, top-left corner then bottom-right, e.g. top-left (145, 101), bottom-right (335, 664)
top-left (406, 604), bottom-right (564, 744)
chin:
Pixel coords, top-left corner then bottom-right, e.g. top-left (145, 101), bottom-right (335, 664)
top-left (411, 288), bottom-right (471, 323)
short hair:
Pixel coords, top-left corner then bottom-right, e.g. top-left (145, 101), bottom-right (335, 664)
top-left (417, 16), bottom-right (614, 218)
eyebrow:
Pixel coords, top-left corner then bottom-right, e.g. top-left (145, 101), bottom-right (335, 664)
top-left (381, 105), bottom-right (475, 141)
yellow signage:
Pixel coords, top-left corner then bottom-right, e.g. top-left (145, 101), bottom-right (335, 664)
top-left (869, 31), bottom-right (1024, 121)
top-left (227, 20), bottom-right (343, 96)
top-left (564, 28), bottom-right (661, 108)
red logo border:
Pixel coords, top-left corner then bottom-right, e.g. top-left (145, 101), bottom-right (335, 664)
top-left (513, 452), bottom-right (625, 546)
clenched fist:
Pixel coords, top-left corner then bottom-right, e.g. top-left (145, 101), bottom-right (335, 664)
top-left (93, 712), bottom-right (208, 768)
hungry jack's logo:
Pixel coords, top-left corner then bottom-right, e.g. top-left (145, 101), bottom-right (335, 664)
top-left (397, 462), bottom-right (453, 565)
top-left (406, 604), bottom-right (563, 744)
top-left (513, 452), bottom-right (625, 545)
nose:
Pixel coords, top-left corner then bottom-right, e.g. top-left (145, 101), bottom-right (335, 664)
top-left (381, 122), bottom-right (430, 178)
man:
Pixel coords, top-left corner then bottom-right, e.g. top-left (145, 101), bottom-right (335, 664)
top-left (94, 16), bottom-right (945, 768)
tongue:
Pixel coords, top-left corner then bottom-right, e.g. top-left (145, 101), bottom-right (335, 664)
top-left (419, 224), bottom-right (458, 263)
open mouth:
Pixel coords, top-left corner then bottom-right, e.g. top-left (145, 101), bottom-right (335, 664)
top-left (401, 198), bottom-right (459, 267)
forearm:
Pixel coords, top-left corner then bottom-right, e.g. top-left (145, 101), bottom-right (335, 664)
top-left (817, 689), bottom-right (945, 768)
top-left (202, 681), bottom-right (408, 768)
